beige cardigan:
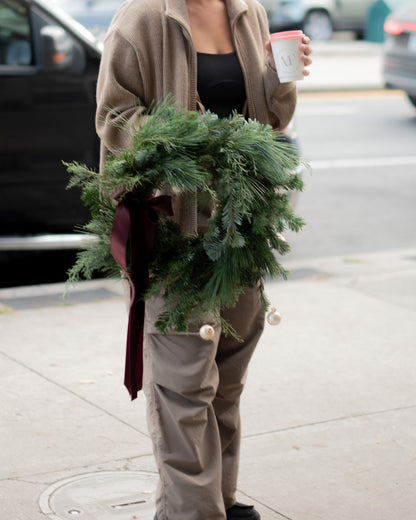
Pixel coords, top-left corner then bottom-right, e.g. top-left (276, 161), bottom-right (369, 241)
top-left (96, 0), bottom-right (297, 233)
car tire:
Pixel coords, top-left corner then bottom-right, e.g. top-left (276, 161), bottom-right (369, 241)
top-left (303, 9), bottom-right (333, 41)
top-left (407, 94), bottom-right (416, 109)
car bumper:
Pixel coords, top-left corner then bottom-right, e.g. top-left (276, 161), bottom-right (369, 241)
top-left (384, 72), bottom-right (416, 96)
top-left (383, 31), bottom-right (416, 96)
top-left (0, 234), bottom-right (97, 251)
top-left (384, 54), bottom-right (416, 96)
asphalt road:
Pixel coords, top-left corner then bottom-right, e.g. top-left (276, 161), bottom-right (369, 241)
top-left (0, 249), bottom-right (80, 288)
top-left (2, 89), bottom-right (415, 288)
top-left (284, 90), bottom-right (416, 262)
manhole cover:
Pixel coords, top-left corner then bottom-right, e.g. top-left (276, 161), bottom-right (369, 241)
top-left (39, 471), bottom-right (158, 519)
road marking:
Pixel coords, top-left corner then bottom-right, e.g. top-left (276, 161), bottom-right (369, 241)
top-left (310, 156), bottom-right (416, 170)
top-left (298, 89), bottom-right (406, 101)
top-left (298, 105), bottom-right (358, 115)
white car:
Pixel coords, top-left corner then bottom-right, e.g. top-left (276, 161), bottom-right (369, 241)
top-left (383, 0), bottom-right (416, 109)
top-left (50, 0), bottom-right (124, 42)
top-left (260, 0), bottom-right (375, 41)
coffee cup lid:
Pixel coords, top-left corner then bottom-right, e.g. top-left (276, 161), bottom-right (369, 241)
top-left (269, 30), bottom-right (303, 42)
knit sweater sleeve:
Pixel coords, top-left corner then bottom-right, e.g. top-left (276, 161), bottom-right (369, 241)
top-left (95, 29), bottom-right (149, 157)
top-left (264, 65), bottom-right (297, 131)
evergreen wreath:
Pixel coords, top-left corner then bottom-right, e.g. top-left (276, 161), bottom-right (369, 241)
top-left (65, 96), bottom-right (305, 338)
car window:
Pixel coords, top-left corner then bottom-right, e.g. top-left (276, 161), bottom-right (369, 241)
top-left (335, 0), bottom-right (374, 20)
top-left (0, 0), bottom-right (33, 66)
top-left (49, 0), bottom-right (124, 42)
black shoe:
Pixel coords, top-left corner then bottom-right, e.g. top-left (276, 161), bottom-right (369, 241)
top-left (154, 503), bottom-right (260, 520)
top-left (226, 502), bottom-right (261, 520)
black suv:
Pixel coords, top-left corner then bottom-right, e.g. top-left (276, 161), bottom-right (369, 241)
top-left (0, 0), bottom-right (301, 287)
top-left (0, 0), bottom-right (101, 261)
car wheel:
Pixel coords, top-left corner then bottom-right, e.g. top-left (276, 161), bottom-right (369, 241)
top-left (407, 94), bottom-right (416, 109)
top-left (303, 9), bottom-right (333, 41)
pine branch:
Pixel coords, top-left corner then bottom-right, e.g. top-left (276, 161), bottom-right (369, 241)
top-left (64, 97), bottom-right (306, 337)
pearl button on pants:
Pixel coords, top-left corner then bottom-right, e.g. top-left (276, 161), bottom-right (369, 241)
top-left (143, 287), bottom-right (265, 520)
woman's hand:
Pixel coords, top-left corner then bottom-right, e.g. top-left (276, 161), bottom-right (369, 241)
top-left (266, 34), bottom-right (312, 76)
top-left (300, 34), bottom-right (312, 76)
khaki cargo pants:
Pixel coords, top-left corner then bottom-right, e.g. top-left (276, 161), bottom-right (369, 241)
top-left (142, 287), bottom-right (265, 520)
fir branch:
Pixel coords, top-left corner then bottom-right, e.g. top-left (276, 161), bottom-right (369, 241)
top-left (65, 97), bottom-right (306, 337)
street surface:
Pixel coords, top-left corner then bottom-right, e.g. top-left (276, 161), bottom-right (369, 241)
top-left (286, 90), bottom-right (416, 262)
top-left (4, 89), bottom-right (413, 288)
top-left (1, 86), bottom-right (416, 520)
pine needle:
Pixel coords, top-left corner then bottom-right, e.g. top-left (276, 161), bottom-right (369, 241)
top-left (65, 97), bottom-right (306, 337)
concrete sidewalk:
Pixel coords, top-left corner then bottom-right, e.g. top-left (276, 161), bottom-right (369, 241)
top-left (1, 246), bottom-right (416, 520)
top-left (1, 40), bottom-right (412, 520)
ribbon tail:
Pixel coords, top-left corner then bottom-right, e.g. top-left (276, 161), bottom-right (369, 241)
top-left (110, 195), bottom-right (174, 401)
top-left (124, 202), bottom-right (144, 400)
top-left (125, 303), bottom-right (142, 400)
top-left (110, 202), bottom-right (139, 399)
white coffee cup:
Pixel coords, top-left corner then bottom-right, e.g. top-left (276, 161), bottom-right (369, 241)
top-left (269, 30), bottom-right (304, 83)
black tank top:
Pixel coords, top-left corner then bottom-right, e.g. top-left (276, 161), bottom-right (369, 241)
top-left (197, 52), bottom-right (246, 118)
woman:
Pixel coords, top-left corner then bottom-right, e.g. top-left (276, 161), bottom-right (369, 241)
top-left (96, 1), bottom-right (312, 519)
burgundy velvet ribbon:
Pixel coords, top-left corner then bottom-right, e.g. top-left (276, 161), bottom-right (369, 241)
top-left (110, 190), bottom-right (173, 400)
